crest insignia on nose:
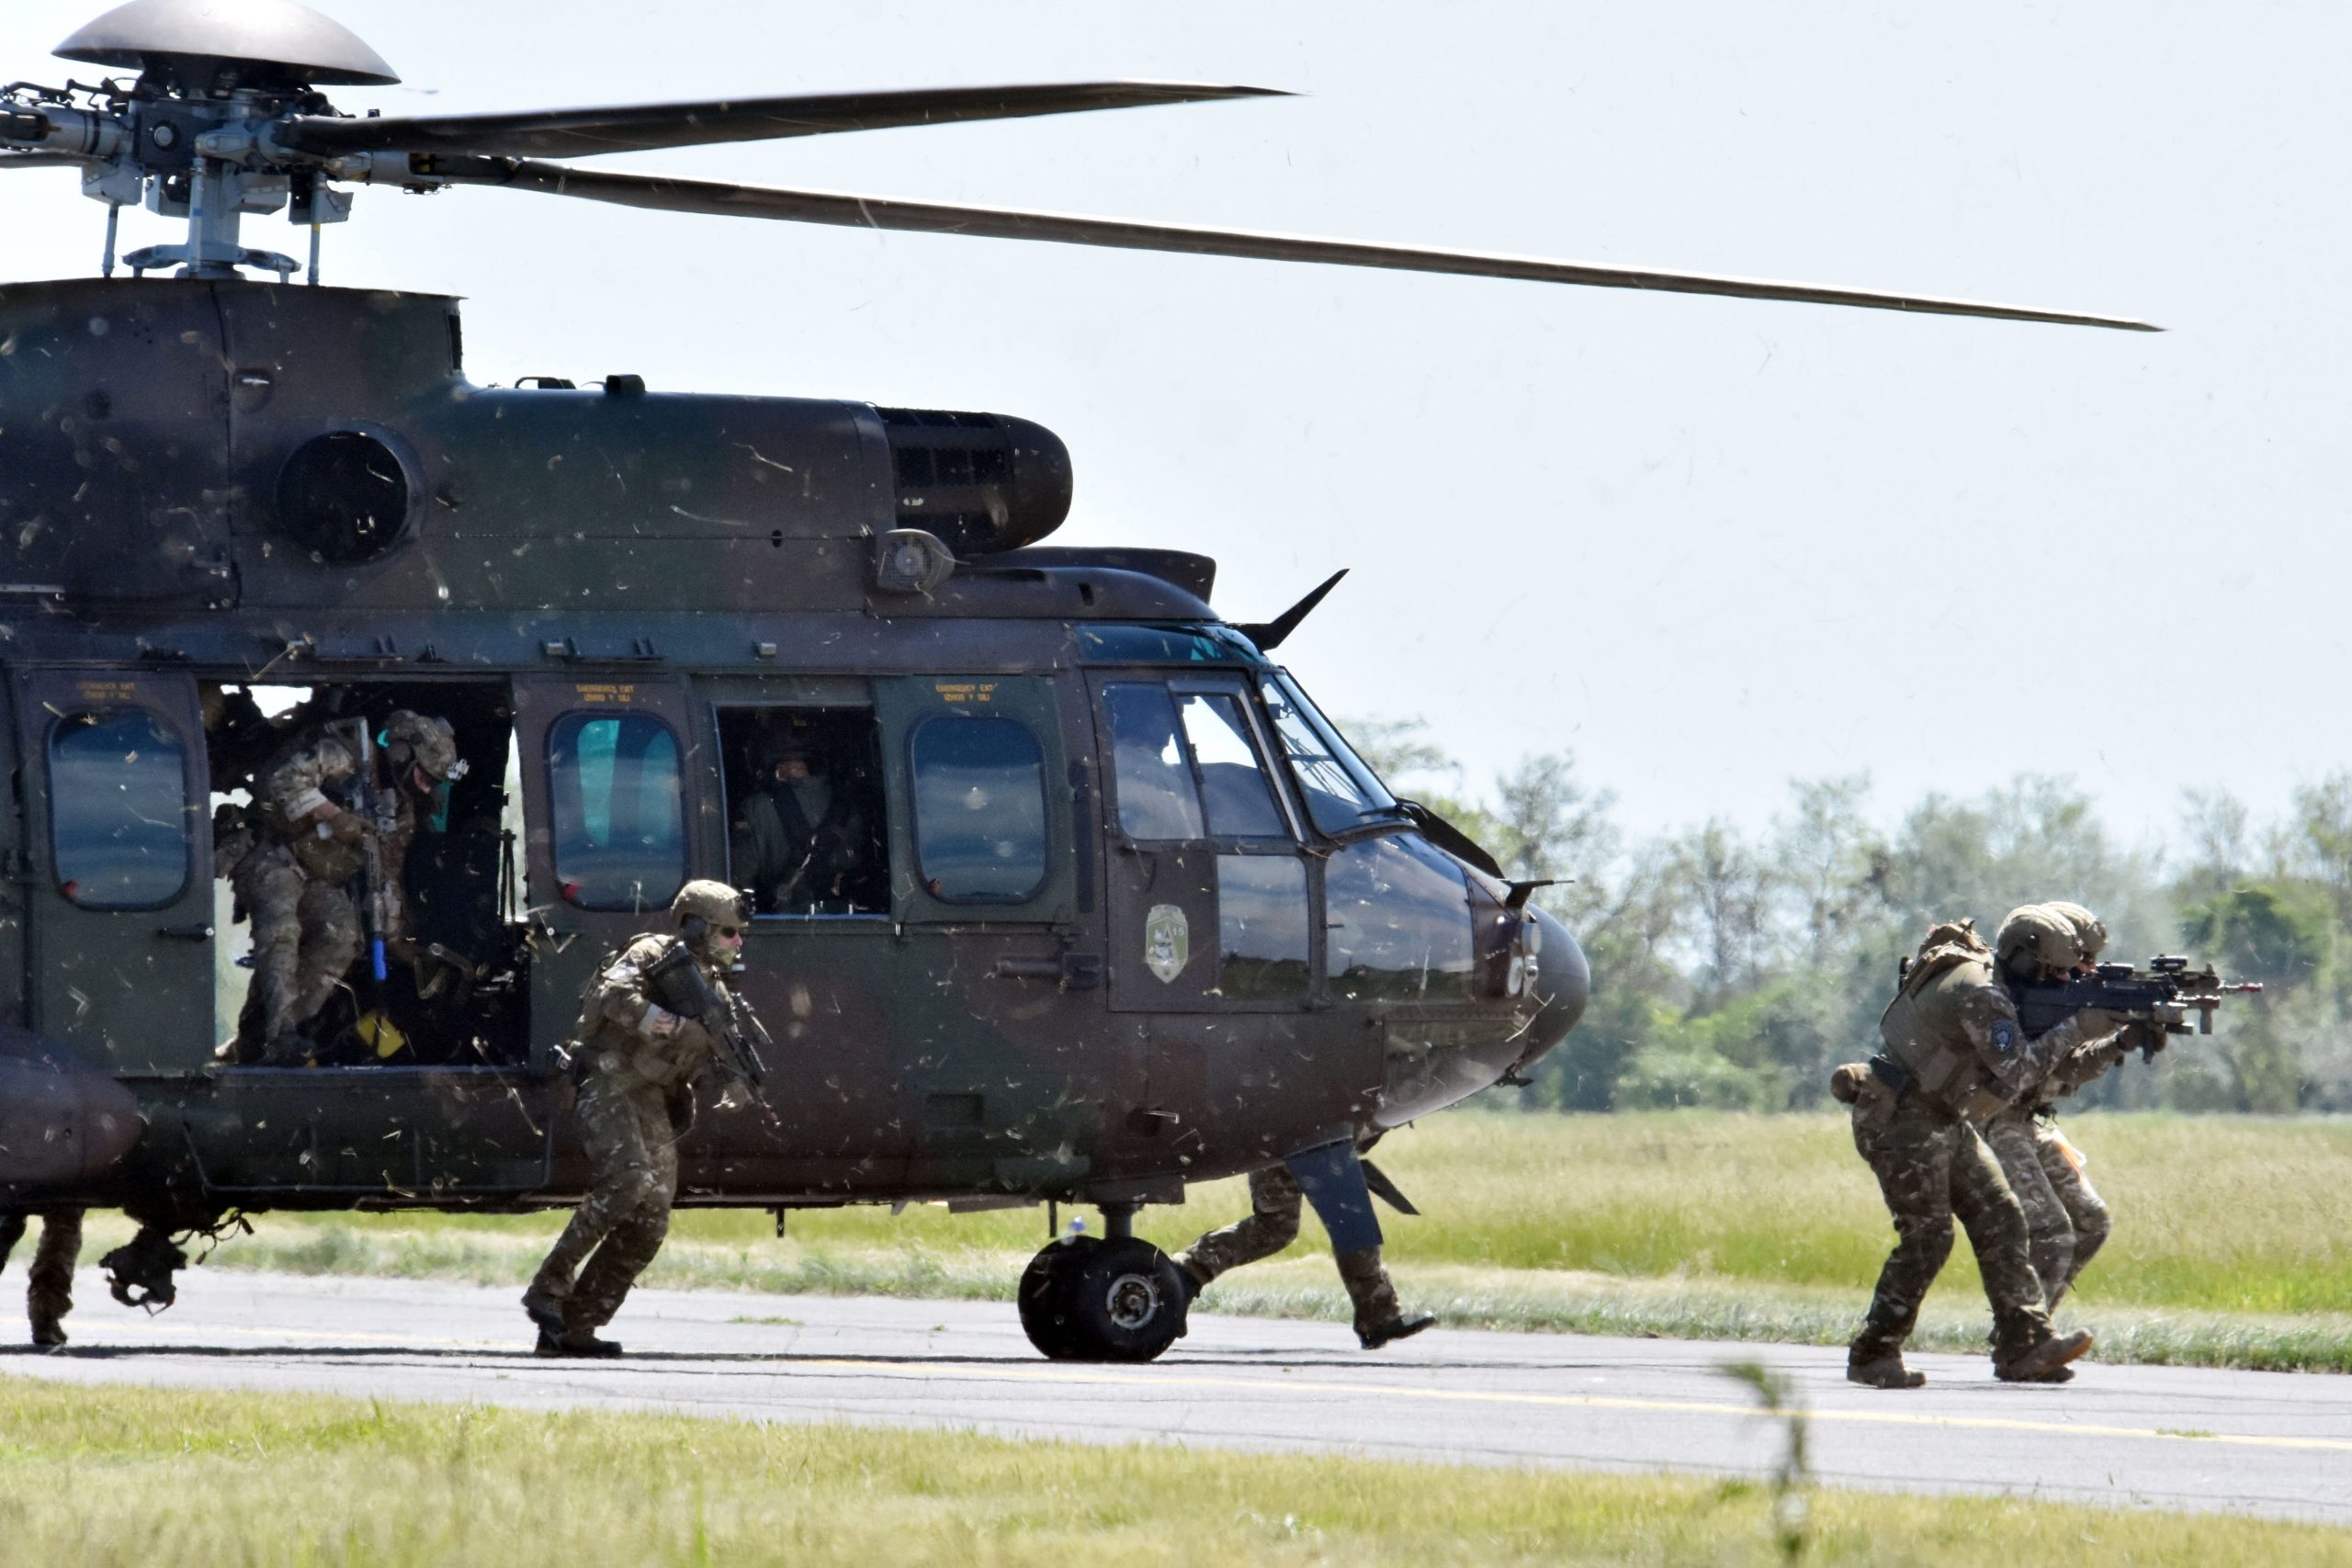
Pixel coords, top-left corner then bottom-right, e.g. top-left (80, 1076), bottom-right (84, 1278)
top-left (1144, 904), bottom-right (1190, 984)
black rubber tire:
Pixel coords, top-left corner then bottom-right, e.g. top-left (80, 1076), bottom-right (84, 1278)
top-left (1017, 1235), bottom-right (1188, 1363)
top-left (1018, 1235), bottom-right (1100, 1359)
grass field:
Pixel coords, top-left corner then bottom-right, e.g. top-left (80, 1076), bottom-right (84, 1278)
top-left (77, 1111), bottom-right (2352, 1370)
top-left (3, 1381), bottom-right (2347, 1567)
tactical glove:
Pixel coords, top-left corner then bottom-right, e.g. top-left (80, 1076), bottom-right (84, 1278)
top-left (2067, 1008), bottom-right (2132, 1040)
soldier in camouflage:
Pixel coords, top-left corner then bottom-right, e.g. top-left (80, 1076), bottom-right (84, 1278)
top-left (522, 881), bottom-right (763, 1357)
top-left (1981, 901), bottom-right (2159, 1307)
top-left (1174, 1158), bottom-right (1435, 1349)
top-left (1829, 910), bottom-right (2126, 1390)
top-left (730, 731), bottom-right (869, 914)
top-left (0, 1207), bottom-right (81, 1348)
top-left (219, 708), bottom-right (466, 1065)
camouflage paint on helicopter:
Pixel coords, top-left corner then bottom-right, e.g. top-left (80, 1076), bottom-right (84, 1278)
top-left (0, 0), bottom-right (2148, 1359)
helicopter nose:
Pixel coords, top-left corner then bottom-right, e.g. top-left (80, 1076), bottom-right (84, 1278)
top-left (1515, 906), bottom-right (1589, 1070)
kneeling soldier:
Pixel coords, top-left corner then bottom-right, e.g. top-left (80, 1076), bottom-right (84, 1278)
top-left (523, 881), bottom-right (761, 1357)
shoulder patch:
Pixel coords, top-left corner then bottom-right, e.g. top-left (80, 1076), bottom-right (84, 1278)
top-left (1988, 1018), bottom-right (2020, 1056)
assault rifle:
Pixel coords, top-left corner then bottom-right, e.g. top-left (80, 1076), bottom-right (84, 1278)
top-left (2013, 955), bottom-right (2262, 1059)
top-left (338, 718), bottom-right (401, 985)
top-left (641, 939), bottom-right (772, 1089)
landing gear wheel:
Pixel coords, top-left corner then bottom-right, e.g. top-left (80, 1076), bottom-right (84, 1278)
top-left (1018, 1235), bottom-right (1188, 1362)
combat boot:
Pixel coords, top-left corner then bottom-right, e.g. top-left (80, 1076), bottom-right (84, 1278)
top-left (1846, 1351), bottom-right (1925, 1389)
top-left (1360, 1313), bottom-right (1436, 1349)
top-left (536, 1328), bottom-right (622, 1359)
top-left (29, 1313), bottom-right (66, 1349)
top-left (1994, 1327), bottom-right (2093, 1383)
top-left (520, 1285), bottom-right (569, 1338)
top-left (1336, 1247), bottom-right (1435, 1349)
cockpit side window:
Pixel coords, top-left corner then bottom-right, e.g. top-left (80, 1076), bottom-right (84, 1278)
top-left (1257, 672), bottom-right (1397, 836)
top-left (547, 712), bottom-right (686, 911)
top-left (47, 708), bottom-right (191, 909)
top-left (1102, 682), bottom-right (1205, 840)
top-left (1176, 692), bottom-right (1288, 839)
top-left (1104, 681), bottom-right (1294, 844)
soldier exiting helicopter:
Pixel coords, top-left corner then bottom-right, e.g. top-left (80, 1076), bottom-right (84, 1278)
top-left (218, 709), bottom-right (469, 1065)
top-left (523, 882), bottom-right (764, 1357)
top-left (1175, 1142), bottom-right (1437, 1350)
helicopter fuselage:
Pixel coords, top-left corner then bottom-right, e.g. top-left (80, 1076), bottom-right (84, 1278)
top-left (0, 276), bottom-right (1587, 1235)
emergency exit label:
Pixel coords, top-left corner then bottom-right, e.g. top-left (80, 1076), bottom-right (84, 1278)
top-left (574, 682), bottom-right (638, 705)
top-left (934, 682), bottom-right (998, 705)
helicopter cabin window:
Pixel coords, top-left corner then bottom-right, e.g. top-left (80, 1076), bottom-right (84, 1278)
top-left (1102, 682), bottom-right (1289, 842)
top-left (718, 707), bottom-right (889, 916)
top-left (548, 712), bottom-right (686, 912)
top-left (909, 716), bottom-right (1048, 903)
top-left (48, 709), bottom-right (191, 909)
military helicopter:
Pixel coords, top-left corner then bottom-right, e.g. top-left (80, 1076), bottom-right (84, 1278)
top-left (0, 0), bottom-right (2152, 1362)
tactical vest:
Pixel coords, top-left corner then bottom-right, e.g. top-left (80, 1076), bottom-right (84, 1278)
top-left (572, 934), bottom-right (719, 1091)
top-left (1876, 926), bottom-right (2014, 1122)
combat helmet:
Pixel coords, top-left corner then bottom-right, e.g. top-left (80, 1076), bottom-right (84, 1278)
top-left (382, 710), bottom-right (464, 781)
top-left (1995, 903), bottom-right (2084, 976)
top-left (753, 727), bottom-right (819, 773)
top-left (2044, 899), bottom-right (2108, 963)
top-left (672, 879), bottom-right (750, 931)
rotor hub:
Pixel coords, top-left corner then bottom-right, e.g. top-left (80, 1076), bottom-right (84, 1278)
top-left (56, 0), bottom-right (398, 90)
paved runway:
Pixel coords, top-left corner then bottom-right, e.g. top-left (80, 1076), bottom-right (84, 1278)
top-left (5, 1270), bottom-right (2347, 1523)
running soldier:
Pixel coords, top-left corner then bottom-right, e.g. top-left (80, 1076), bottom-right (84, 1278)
top-left (522, 881), bottom-right (763, 1357)
top-left (1175, 1155), bottom-right (1435, 1349)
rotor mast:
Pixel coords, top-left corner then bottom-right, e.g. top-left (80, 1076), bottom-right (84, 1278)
top-left (4, 0), bottom-right (396, 280)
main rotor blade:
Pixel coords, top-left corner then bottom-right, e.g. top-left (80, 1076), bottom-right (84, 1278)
top-left (455, 159), bottom-right (2159, 331)
top-left (277, 82), bottom-right (1283, 160)
top-left (0, 150), bottom-right (86, 169)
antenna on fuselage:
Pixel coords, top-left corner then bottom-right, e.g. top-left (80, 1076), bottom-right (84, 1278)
top-left (1238, 569), bottom-right (1348, 653)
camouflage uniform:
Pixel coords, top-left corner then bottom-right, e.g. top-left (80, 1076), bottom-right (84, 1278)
top-left (1849, 1100), bottom-right (2050, 1366)
top-left (227, 718), bottom-right (435, 1057)
top-left (1838, 919), bottom-right (2105, 1383)
top-left (1984, 902), bottom-right (2134, 1307)
top-left (1176, 1163), bottom-right (1425, 1348)
top-left (0, 1206), bottom-right (83, 1347)
top-left (1981, 1107), bottom-right (2110, 1307)
top-left (526, 931), bottom-right (752, 1343)
top-left (733, 783), bottom-right (865, 910)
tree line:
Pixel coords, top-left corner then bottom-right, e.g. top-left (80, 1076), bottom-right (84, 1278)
top-left (1351, 722), bottom-right (2352, 1114)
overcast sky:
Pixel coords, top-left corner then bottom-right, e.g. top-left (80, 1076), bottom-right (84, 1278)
top-left (3, 2), bottom-right (2340, 841)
